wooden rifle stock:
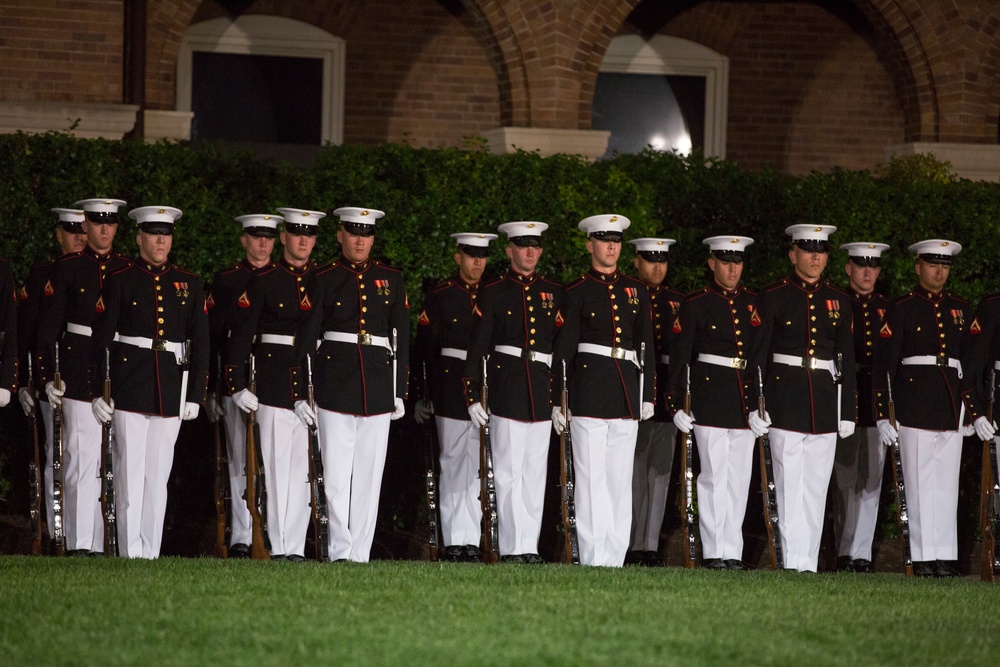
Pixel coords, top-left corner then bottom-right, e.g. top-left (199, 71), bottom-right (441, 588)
top-left (305, 354), bottom-right (330, 561)
top-left (479, 357), bottom-right (499, 564)
top-left (421, 362), bottom-right (440, 561)
top-left (100, 348), bottom-right (119, 557)
top-left (559, 360), bottom-right (580, 564)
top-left (680, 364), bottom-right (697, 568)
top-left (757, 366), bottom-right (782, 570)
top-left (50, 344), bottom-right (65, 556)
top-left (886, 373), bottom-right (913, 577)
top-left (980, 370), bottom-right (999, 581)
top-left (213, 355), bottom-right (229, 558)
top-left (245, 354), bottom-right (271, 560)
top-left (27, 355), bottom-right (43, 555)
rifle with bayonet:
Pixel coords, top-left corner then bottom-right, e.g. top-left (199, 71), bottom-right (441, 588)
top-left (479, 356), bottom-right (499, 564)
top-left (27, 354), bottom-right (42, 555)
top-left (245, 354), bottom-right (271, 560)
top-left (420, 362), bottom-right (441, 561)
top-left (100, 348), bottom-right (118, 557)
top-left (560, 360), bottom-right (580, 564)
top-left (680, 364), bottom-right (697, 568)
top-left (757, 366), bottom-right (782, 570)
top-left (980, 369), bottom-right (999, 581)
top-left (213, 354), bottom-right (229, 558)
top-left (305, 354), bottom-right (330, 561)
top-left (886, 372), bottom-right (913, 577)
top-left (50, 343), bottom-right (65, 556)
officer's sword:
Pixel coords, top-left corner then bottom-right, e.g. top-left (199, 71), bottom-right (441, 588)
top-left (835, 352), bottom-right (843, 427)
top-left (638, 341), bottom-right (645, 410)
top-left (391, 327), bottom-right (398, 403)
top-left (178, 339), bottom-right (191, 417)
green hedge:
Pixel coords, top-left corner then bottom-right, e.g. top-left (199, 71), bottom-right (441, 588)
top-left (3, 132), bottom-right (1000, 315)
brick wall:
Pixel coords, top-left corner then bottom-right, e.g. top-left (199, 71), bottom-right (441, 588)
top-left (0, 0), bottom-right (123, 104)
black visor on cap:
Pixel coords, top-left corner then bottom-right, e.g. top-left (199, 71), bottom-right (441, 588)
top-left (58, 221), bottom-right (85, 234)
top-left (138, 222), bottom-right (173, 236)
top-left (509, 236), bottom-right (541, 248)
top-left (794, 239), bottom-right (829, 253)
top-left (85, 211), bottom-right (118, 224)
top-left (919, 253), bottom-right (952, 265)
top-left (458, 244), bottom-right (490, 258)
top-left (848, 255), bottom-right (881, 268)
top-left (341, 221), bottom-right (375, 237)
top-left (710, 250), bottom-right (745, 264)
top-left (244, 226), bottom-right (277, 239)
top-left (589, 230), bottom-right (623, 242)
top-left (637, 251), bottom-right (668, 263)
top-left (284, 222), bottom-right (319, 237)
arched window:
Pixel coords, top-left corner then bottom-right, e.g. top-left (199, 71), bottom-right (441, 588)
top-left (595, 35), bottom-right (728, 159)
top-left (177, 15), bottom-right (345, 151)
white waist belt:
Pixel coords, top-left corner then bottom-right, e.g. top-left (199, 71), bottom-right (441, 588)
top-left (116, 334), bottom-right (185, 364)
top-left (260, 334), bottom-right (295, 346)
top-left (440, 347), bottom-right (467, 361)
top-left (903, 355), bottom-right (962, 378)
top-left (993, 360), bottom-right (1000, 372)
top-left (578, 343), bottom-right (638, 367)
top-left (66, 322), bottom-right (92, 337)
top-left (494, 345), bottom-right (552, 367)
top-left (697, 353), bottom-right (747, 370)
top-left (772, 353), bottom-right (837, 379)
top-left (323, 330), bottom-right (391, 350)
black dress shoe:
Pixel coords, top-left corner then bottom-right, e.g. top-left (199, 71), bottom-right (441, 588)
top-left (913, 561), bottom-right (936, 577)
top-left (852, 558), bottom-right (874, 573)
top-left (67, 549), bottom-right (90, 557)
top-left (836, 556), bottom-right (855, 572)
top-left (229, 544), bottom-right (250, 559)
top-left (642, 550), bottom-right (664, 567)
top-left (524, 553), bottom-right (545, 565)
top-left (500, 554), bottom-right (527, 564)
top-left (724, 559), bottom-right (747, 571)
top-left (87, 551), bottom-right (104, 558)
top-left (462, 545), bottom-right (482, 562)
top-left (332, 558), bottom-right (348, 563)
top-left (624, 550), bottom-right (644, 566)
top-left (703, 558), bottom-right (727, 570)
top-left (935, 560), bottom-right (959, 578)
top-left (286, 554), bottom-right (306, 563)
top-left (443, 545), bottom-right (464, 562)
top-left (270, 555), bottom-right (288, 562)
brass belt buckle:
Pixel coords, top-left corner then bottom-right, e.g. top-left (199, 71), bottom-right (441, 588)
top-left (358, 333), bottom-right (372, 346)
top-left (935, 357), bottom-right (948, 367)
top-left (732, 358), bottom-right (746, 370)
top-left (525, 350), bottom-right (537, 362)
top-left (152, 340), bottom-right (167, 352)
top-left (610, 347), bottom-right (626, 360)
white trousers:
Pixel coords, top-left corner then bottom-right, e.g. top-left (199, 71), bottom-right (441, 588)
top-left (39, 400), bottom-right (56, 537)
top-left (630, 420), bottom-right (676, 552)
top-left (436, 416), bottom-right (482, 547)
top-left (571, 416), bottom-right (638, 567)
top-left (490, 416), bottom-right (550, 556)
top-left (317, 410), bottom-right (391, 562)
top-left (693, 425), bottom-right (755, 561)
top-left (899, 426), bottom-right (962, 561)
top-left (221, 396), bottom-right (252, 546)
top-left (832, 426), bottom-right (885, 560)
top-left (769, 428), bottom-right (837, 572)
top-left (256, 405), bottom-right (310, 558)
top-left (62, 397), bottom-right (104, 552)
top-left (113, 410), bottom-right (181, 559)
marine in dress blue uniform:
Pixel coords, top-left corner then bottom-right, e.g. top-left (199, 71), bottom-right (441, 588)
top-left (413, 232), bottom-right (497, 562)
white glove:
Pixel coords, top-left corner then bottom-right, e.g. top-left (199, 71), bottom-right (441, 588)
top-left (468, 402), bottom-right (489, 429)
top-left (673, 409), bottom-right (694, 434)
top-left (838, 420), bottom-right (856, 439)
top-left (294, 400), bottom-right (316, 427)
top-left (640, 402), bottom-right (655, 421)
top-left (974, 416), bottom-right (997, 441)
top-left (18, 387), bottom-right (34, 416)
top-left (232, 388), bottom-right (259, 413)
top-left (413, 399), bottom-right (434, 424)
top-left (0, 388), bottom-right (9, 408)
top-left (551, 405), bottom-right (571, 435)
top-left (748, 410), bottom-right (771, 437)
top-left (962, 422), bottom-right (976, 437)
top-left (876, 419), bottom-right (898, 447)
top-left (205, 394), bottom-right (224, 423)
top-left (92, 397), bottom-right (114, 424)
top-left (45, 380), bottom-right (65, 408)
top-left (391, 397), bottom-right (405, 420)
top-left (181, 403), bottom-right (200, 421)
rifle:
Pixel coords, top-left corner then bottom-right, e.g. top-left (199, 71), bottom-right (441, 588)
top-left (245, 354), bottom-right (271, 560)
top-left (886, 372), bottom-right (913, 577)
top-left (100, 348), bottom-right (118, 557)
top-left (421, 362), bottom-right (441, 561)
top-left (680, 364), bottom-right (697, 569)
top-left (305, 354), bottom-right (330, 561)
top-left (479, 356), bottom-right (499, 564)
top-left (560, 360), bottom-right (580, 564)
top-left (980, 369), bottom-right (999, 581)
top-left (757, 366), bottom-right (783, 570)
top-left (27, 354), bottom-right (42, 555)
top-left (50, 343), bottom-right (65, 556)
top-left (213, 355), bottom-right (229, 558)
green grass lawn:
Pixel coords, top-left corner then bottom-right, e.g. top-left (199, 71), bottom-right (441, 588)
top-left (1, 556), bottom-right (997, 666)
